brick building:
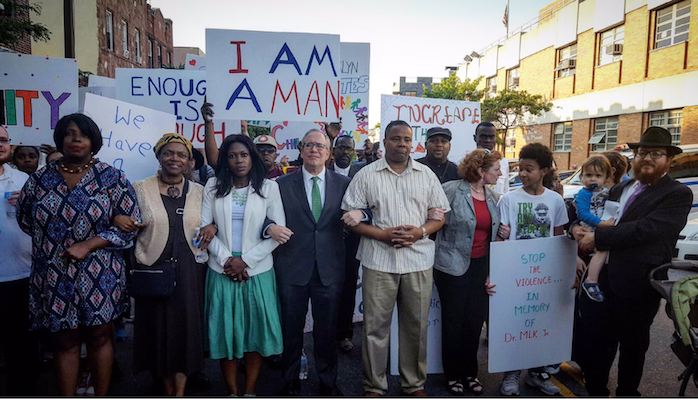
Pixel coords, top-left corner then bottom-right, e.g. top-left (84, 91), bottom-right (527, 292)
top-left (0, 0), bottom-right (33, 54)
top-left (30, 0), bottom-right (173, 80)
top-left (458, 0), bottom-right (698, 169)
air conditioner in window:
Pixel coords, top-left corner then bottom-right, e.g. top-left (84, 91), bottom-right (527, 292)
top-left (567, 59), bottom-right (577, 68)
top-left (556, 59), bottom-right (569, 70)
top-left (136, 55), bottom-right (142, 64)
top-left (123, 49), bottom-right (130, 58)
top-left (605, 43), bottom-right (623, 55)
top-left (489, 84), bottom-right (497, 93)
top-left (512, 77), bottom-right (520, 86)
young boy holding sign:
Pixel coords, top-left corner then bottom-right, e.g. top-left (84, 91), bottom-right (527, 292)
top-left (496, 143), bottom-right (568, 396)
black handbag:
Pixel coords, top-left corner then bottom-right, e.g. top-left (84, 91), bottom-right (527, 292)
top-left (128, 181), bottom-right (188, 299)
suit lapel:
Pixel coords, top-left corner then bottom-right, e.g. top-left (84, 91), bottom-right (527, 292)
top-left (458, 181), bottom-right (475, 215)
top-left (319, 171), bottom-right (337, 226)
top-left (291, 170), bottom-right (315, 223)
top-left (622, 176), bottom-right (668, 219)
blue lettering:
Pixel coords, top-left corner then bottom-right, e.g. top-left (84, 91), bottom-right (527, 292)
top-left (139, 142), bottom-right (152, 156)
top-left (101, 129), bottom-right (112, 147)
top-left (170, 100), bottom-right (182, 120)
top-left (179, 78), bottom-right (194, 96)
top-left (305, 45), bottom-right (337, 77)
top-left (196, 80), bottom-right (206, 96)
top-left (185, 99), bottom-right (199, 122)
top-left (163, 77), bottom-right (177, 96)
top-left (269, 43), bottom-right (302, 75)
top-left (115, 106), bottom-right (131, 125)
top-left (225, 78), bottom-right (261, 112)
top-left (148, 77), bottom-right (162, 96)
top-left (131, 77), bottom-right (144, 96)
top-left (113, 158), bottom-right (124, 171)
top-left (133, 115), bottom-right (144, 129)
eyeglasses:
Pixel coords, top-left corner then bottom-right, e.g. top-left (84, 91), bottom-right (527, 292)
top-left (335, 145), bottom-right (354, 153)
top-left (634, 150), bottom-right (668, 160)
top-left (303, 142), bottom-right (328, 151)
top-left (0, 138), bottom-right (10, 145)
top-left (257, 147), bottom-right (277, 154)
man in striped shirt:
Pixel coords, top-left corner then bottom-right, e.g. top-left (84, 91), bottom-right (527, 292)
top-left (341, 120), bottom-right (450, 397)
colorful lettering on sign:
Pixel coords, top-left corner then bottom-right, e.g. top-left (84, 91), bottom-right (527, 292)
top-left (0, 89), bottom-right (71, 129)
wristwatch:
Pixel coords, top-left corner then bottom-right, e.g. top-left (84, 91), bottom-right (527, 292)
top-left (421, 226), bottom-right (428, 239)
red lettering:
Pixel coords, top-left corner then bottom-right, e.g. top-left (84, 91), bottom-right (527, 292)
top-left (408, 104), bottom-right (422, 123)
top-left (432, 105), bottom-right (444, 125)
top-left (473, 107), bottom-right (480, 124)
top-left (421, 105), bottom-right (432, 124)
top-left (444, 106), bottom-right (453, 124)
top-left (228, 41), bottom-right (249, 73)
top-left (15, 90), bottom-right (38, 126)
top-left (394, 105), bottom-right (408, 120)
top-left (325, 80), bottom-right (340, 119)
top-left (271, 80), bottom-right (300, 115)
top-left (303, 81), bottom-right (322, 116)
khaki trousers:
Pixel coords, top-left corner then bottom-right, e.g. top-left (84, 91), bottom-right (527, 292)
top-left (361, 266), bottom-right (433, 395)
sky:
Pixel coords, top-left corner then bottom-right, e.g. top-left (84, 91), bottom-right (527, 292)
top-left (149, 0), bottom-right (554, 127)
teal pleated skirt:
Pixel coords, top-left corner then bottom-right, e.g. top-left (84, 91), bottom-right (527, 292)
top-left (205, 265), bottom-right (283, 360)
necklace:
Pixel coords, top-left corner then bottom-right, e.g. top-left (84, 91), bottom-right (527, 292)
top-left (159, 173), bottom-right (184, 198)
top-left (59, 157), bottom-right (95, 174)
top-left (471, 185), bottom-right (485, 194)
top-left (231, 185), bottom-right (249, 206)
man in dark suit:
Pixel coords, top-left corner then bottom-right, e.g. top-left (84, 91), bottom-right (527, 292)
top-left (273, 129), bottom-right (351, 396)
top-left (571, 127), bottom-right (692, 396)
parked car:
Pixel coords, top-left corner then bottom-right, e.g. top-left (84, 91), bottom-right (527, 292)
top-left (509, 172), bottom-right (522, 190)
top-left (675, 215), bottom-right (698, 260)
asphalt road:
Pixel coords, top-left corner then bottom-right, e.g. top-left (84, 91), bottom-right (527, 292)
top-left (10, 299), bottom-right (698, 397)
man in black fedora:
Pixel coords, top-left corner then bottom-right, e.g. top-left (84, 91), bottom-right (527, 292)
top-left (570, 126), bottom-right (692, 396)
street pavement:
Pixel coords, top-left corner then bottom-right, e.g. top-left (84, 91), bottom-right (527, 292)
top-left (16, 299), bottom-right (698, 396)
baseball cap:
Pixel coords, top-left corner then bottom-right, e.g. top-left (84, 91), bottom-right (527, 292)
top-left (426, 127), bottom-right (452, 141)
top-left (253, 135), bottom-right (279, 148)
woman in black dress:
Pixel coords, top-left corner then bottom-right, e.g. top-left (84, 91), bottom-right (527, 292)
top-left (116, 133), bottom-right (214, 396)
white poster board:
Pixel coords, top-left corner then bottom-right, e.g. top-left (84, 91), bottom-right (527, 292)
top-left (380, 95), bottom-right (480, 163)
top-left (390, 283), bottom-right (442, 375)
top-left (184, 54), bottom-right (206, 71)
top-left (88, 75), bottom-right (115, 87)
top-left (78, 86), bottom-right (116, 111)
top-left (83, 93), bottom-right (176, 183)
top-left (339, 43), bottom-right (370, 149)
top-left (488, 236), bottom-right (578, 373)
top-left (206, 29), bottom-right (341, 122)
top-left (0, 53), bottom-right (78, 145)
top-left (115, 68), bottom-right (240, 147)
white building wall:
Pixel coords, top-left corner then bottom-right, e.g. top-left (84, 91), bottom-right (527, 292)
top-left (555, 0), bottom-right (579, 48)
top-left (593, 0), bottom-right (626, 32)
top-left (499, 33), bottom-right (522, 70)
top-left (578, 0), bottom-right (596, 33)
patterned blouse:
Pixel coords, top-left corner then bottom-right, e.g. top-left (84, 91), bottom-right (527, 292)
top-left (18, 160), bottom-right (140, 332)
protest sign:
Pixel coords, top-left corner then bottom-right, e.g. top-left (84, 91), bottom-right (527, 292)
top-left (390, 283), bottom-right (443, 374)
top-left (83, 93), bottom-right (176, 183)
top-left (88, 75), bottom-right (115, 87)
top-left (0, 53), bottom-right (78, 145)
top-left (185, 54), bottom-right (206, 71)
top-left (115, 68), bottom-right (240, 147)
top-left (78, 86), bottom-right (116, 111)
top-left (206, 29), bottom-right (341, 121)
top-left (380, 95), bottom-right (480, 163)
top-left (488, 236), bottom-right (578, 373)
top-left (339, 43), bottom-right (370, 149)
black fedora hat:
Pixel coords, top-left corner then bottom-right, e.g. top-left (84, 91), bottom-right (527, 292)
top-left (628, 126), bottom-right (682, 156)
top-left (193, 148), bottom-right (205, 170)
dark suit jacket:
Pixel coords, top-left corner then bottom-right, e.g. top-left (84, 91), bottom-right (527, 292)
top-left (275, 169), bottom-right (351, 286)
top-left (595, 175), bottom-right (692, 298)
top-left (329, 162), bottom-right (364, 179)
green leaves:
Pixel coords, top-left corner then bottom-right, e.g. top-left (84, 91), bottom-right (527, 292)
top-left (422, 72), bottom-right (485, 102)
top-left (0, 1), bottom-right (51, 48)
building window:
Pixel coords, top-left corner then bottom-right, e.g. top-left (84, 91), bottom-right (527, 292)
top-left (105, 10), bottom-right (114, 51)
top-left (655, 0), bottom-right (691, 50)
top-left (121, 20), bottom-right (129, 58)
top-left (168, 51), bottom-right (172, 67)
top-left (157, 45), bottom-right (162, 68)
top-left (650, 109), bottom-right (683, 145)
top-left (404, 91), bottom-right (417, 97)
top-left (589, 117), bottom-right (618, 152)
top-left (556, 43), bottom-right (577, 78)
top-left (148, 39), bottom-right (153, 68)
top-left (135, 29), bottom-right (141, 64)
top-left (554, 122), bottom-right (573, 152)
top-left (598, 25), bottom-right (624, 66)
top-left (486, 76), bottom-right (497, 95)
top-left (507, 67), bottom-right (520, 90)
top-left (506, 129), bottom-right (516, 152)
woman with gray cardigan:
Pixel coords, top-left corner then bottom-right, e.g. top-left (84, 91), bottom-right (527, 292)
top-left (433, 149), bottom-right (507, 396)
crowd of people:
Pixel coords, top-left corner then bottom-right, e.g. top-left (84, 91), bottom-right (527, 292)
top-left (0, 103), bottom-right (692, 397)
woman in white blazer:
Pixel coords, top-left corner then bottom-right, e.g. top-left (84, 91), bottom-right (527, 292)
top-left (201, 134), bottom-right (286, 397)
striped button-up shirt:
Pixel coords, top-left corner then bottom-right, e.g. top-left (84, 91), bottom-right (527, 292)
top-left (341, 157), bottom-right (450, 274)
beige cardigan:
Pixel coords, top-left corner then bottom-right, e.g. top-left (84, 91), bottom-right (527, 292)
top-left (133, 175), bottom-right (205, 266)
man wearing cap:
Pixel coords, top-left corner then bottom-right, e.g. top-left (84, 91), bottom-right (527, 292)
top-left (570, 126), bottom-right (692, 396)
top-left (254, 135), bottom-right (286, 179)
top-left (474, 122), bottom-right (509, 194)
top-left (417, 127), bottom-right (459, 184)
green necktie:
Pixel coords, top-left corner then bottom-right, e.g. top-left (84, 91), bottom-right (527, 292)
top-left (311, 176), bottom-right (322, 223)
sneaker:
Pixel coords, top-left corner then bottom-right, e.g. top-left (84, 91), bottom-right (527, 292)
top-left (76, 372), bottom-right (90, 396)
top-left (500, 370), bottom-right (521, 396)
top-left (84, 373), bottom-right (95, 396)
top-left (544, 363), bottom-right (561, 375)
top-left (525, 371), bottom-right (561, 396)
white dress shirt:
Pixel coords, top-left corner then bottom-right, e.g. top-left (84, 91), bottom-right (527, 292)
top-left (334, 163), bottom-right (350, 177)
top-left (302, 166), bottom-right (326, 209)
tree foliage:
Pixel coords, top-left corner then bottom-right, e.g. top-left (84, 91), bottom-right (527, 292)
top-left (422, 72), bottom-right (484, 102)
top-left (0, 1), bottom-right (51, 48)
top-left (481, 88), bottom-right (553, 133)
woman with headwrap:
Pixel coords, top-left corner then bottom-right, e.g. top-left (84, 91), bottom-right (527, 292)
top-left (115, 133), bottom-right (214, 396)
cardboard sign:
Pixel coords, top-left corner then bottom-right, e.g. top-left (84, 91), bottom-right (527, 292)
top-left (488, 236), bottom-right (578, 373)
top-left (390, 283), bottom-right (443, 375)
top-left (380, 95), bottom-right (480, 163)
top-left (83, 93), bottom-right (176, 183)
top-left (206, 29), bottom-right (341, 121)
top-left (115, 68), bottom-right (240, 147)
top-left (339, 43), bottom-right (370, 149)
top-left (78, 86), bottom-right (116, 111)
top-left (185, 54), bottom-right (206, 71)
top-left (0, 53), bottom-right (78, 145)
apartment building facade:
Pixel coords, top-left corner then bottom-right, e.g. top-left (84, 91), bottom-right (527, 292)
top-left (458, 0), bottom-right (698, 169)
top-left (31, 0), bottom-right (173, 80)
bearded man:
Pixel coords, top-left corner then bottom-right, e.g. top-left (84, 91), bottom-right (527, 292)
top-left (570, 126), bottom-right (692, 396)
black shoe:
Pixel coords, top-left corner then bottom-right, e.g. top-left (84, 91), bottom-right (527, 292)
top-left (338, 338), bottom-right (353, 353)
top-left (188, 371), bottom-right (212, 391)
top-left (265, 354), bottom-right (283, 370)
top-left (281, 379), bottom-right (301, 396)
top-left (320, 383), bottom-right (343, 396)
